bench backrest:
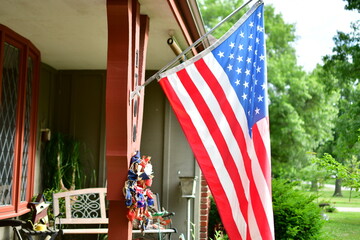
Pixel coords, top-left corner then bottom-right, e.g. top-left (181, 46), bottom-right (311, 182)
top-left (53, 188), bottom-right (108, 225)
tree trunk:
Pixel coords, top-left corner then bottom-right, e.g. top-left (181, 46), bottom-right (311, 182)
top-left (333, 178), bottom-right (343, 197)
top-left (349, 187), bottom-right (353, 202)
top-left (310, 180), bottom-right (318, 192)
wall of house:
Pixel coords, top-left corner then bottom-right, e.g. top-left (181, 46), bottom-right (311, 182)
top-left (33, 67), bottom-right (107, 197)
top-left (0, 226), bottom-right (11, 240)
top-left (54, 70), bottom-right (107, 188)
top-left (34, 64), bottom-right (57, 194)
top-left (35, 67), bottom-right (107, 194)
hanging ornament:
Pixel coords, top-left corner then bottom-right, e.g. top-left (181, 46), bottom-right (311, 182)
top-left (123, 151), bottom-right (155, 232)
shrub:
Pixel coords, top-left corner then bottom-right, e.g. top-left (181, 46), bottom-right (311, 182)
top-left (273, 179), bottom-right (324, 240)
top-left (208, 179), bottom-right (324, 239)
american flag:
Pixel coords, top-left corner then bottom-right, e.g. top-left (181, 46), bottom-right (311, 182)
top-left (159, 2), bottom-right (274, 239)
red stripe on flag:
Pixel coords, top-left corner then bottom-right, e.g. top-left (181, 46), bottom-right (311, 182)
top-left (159, 76), bottom-right (243, 240)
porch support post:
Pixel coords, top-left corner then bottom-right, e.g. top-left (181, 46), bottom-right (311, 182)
top-left (106, 0), bottom-right (149, 240)
top-left (106, 0), bottom-right (148, 239)
top-left (106, 1), bottom-right (133, 239)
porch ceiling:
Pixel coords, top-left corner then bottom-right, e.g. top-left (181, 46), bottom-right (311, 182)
top-left (0, 0), bottom-right (196, 70)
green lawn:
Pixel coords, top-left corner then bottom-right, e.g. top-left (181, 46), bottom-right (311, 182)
top-left (300, 183), bottom-right (360, 207)
top-left (316, 188), bottom-right (360, 208)
top-left (303, 185), bottom-right (360, 239)
top-left (320, 212), bottom-right (360, 240)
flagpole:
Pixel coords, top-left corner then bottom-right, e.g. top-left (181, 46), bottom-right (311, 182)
top-left (130, 0), bottom-right (258, 100)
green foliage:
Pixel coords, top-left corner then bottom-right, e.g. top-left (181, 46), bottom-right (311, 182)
top-left (264, 4), bottom-right (338, 175)
top-left (322, 16), bottom-right (360, 160)
top-left (43, 132), bottom-right (84, 191)
top-left (210, 230), bottom-right (229, 240)
top-left (343, 0), bottom-right (360, 11)
top-left (272, 179), bottom-right (324, 240)
top-left (42, 188), bottom-right (66, 221)
top-left (197, 0), bottom-right (248, 38)
top-left (323, 21), bottom-right (360, 88)
top-left (333, 85), bottom-right (360, 160)
top-left (208, 180), bottom-right (324, 240)
top-left (198, 0), bottom-right (339, 180)
top-left (319, 2), bottom-right (360, 197)
top-left (264, 5), bottom-right (297, 58)
top-left (313, 153), bottom-right (360, 201)
top-left (299, 161), bottom-right (331, 192)
top-left (313, 153), bottom-right (347, 179)
top-left (265, 10), bottom-right (338, 176)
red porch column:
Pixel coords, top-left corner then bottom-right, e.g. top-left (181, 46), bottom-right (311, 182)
top-left (106, 0), bottom-right (148, 239)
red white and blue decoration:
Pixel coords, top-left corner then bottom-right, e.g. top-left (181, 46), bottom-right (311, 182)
top-left (124, 151), bottom-right (154, 231)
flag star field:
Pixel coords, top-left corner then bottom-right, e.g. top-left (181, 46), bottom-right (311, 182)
top-left (213, 8), bottom-right (267, 136)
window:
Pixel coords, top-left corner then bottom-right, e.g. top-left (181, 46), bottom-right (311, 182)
top-left (0, 25), bottom-right (40, 219)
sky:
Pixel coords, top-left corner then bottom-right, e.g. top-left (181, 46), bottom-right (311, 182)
top-left (264, 0), bottom-right (359, 72)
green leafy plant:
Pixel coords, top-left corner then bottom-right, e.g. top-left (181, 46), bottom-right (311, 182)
top-left (42, 188), bottom-right (66, 221)
top-left (272, 179), bottom-right (324, 240)
top-left (210, 230), bottom-right (229, 240)
top-left (190, 222), bottom-right (196, 239)
top-left (43, 132), bottom-right (84, 191)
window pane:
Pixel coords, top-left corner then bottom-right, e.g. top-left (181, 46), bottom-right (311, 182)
top-left (20, 57), bottom-right (33, 201)
top-left (0, 43), bottom-right (20, 206)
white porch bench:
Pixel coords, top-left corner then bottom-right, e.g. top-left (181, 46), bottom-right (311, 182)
top-left (52, 188), bottom-right (176, 239)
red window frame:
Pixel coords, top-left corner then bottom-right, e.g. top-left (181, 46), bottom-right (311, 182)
top-left (0, 24), bottom-right (40, 219)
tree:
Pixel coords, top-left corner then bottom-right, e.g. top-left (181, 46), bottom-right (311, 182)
top-left (314, 153), bottom-right (360, 202)
top-left (198, 0), bottom-right (338, 178)
top-left (197, 0), bottom-right (249, 39)
top-left (299, 161), bottom-right (330, 192)
top-left (322, 1), bottom-right (360, 196)
top-left (343, 0), bottom-right (360, 11)
top-left (264, 6), bottom-right (338, 176)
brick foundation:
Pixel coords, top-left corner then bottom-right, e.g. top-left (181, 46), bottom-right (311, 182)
top-left (199, 174), bottom-right (210, 240)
